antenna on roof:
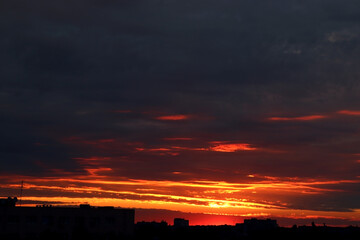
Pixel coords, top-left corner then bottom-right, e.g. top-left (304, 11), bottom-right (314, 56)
top-left (19, 180), bottom-right (23, 207)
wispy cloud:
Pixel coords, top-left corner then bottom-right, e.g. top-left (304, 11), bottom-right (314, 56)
top-left (268, 115), bottom-right (327, 121)
top-left (1, 175), bottom-right (359, 223)
top-left (155, 115), bottom-right (191, 121)
top-left (337, 110), bottom-right (360, 116)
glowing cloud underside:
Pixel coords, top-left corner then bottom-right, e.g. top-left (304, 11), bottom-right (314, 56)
top-left (1, 175), bottom-right (359, 224)
top-left (209, 143), bottom-right (257, 152)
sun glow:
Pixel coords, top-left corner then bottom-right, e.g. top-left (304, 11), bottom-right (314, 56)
top-left (1, 175), bottom-right (359, 219)
top-left (1, 169), bottom-right (359, 226)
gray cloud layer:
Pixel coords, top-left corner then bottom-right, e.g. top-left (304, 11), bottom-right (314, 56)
top-left (1, 1), bottom-right (360, 213)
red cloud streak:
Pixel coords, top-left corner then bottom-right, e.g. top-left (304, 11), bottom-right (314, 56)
top-left (337, 110), bottom-right (360, 116)
top-left (156, 115), bottom-right (190, 121)
top-left (268, 115), bottom-right (327, 121)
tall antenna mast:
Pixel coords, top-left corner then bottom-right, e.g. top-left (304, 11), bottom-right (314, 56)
top-left (20, 180), bottom-right (23, 207)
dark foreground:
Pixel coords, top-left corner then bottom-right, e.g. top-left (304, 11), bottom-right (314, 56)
top-left (134, 223), bottom-right (360, 240)
top-left (1, 223), bottom-right (359, 240)
top-left (1, 199), bottom-right (359, 240)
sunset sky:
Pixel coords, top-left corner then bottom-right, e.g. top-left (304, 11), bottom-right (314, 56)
top-left (1, 1), bottom-right (360, 226)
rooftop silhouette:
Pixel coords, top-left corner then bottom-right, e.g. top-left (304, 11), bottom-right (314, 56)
top-left (1, 197), bottom-right (359, 240)
top-left (0, 197), bottom-right (134, 240)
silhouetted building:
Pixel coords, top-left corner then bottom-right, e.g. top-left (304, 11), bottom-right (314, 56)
top-left (137, 221), bottom-right (168, 228)
top-left (174, 218), bottom-right (189, 228)
top-left (0, 197), bottom-right (17, 208)
top-left (236, 218), bottom-right (278, 235)
top-left (0, 198), bottom-right (134, 240)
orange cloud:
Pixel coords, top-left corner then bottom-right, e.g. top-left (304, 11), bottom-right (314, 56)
top-left (156, 115), bottom-right (190, 121)
top-left (171, 146), bottom-right (207, 151)
top-left (209, 143), bottom-right (257, 152)
top-left (148, 148), bottom-right (172, 151)
top-left (268, 115), bottom-right (327, 121)
top-left (337, 110), bottom-right (360, 116)
top-left (134, 142), bottom-right (257, 154)
top-left (3, 175), bottom-right (360, 225)
top-left (85, 167), bottom-right (113, 176)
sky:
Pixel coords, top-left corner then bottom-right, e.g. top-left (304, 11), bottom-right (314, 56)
top-left (1, 0), bottom-right (360, 226)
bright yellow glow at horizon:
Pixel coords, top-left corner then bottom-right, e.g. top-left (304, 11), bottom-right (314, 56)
top-left (0, 174), bottom-right (359, 224)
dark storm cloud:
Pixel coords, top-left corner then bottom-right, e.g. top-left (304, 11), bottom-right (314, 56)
top-left (1, 0), bottom-right (360, 215)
